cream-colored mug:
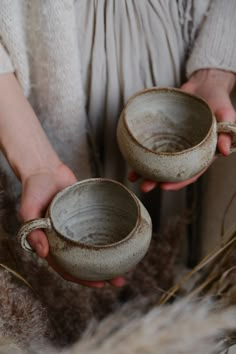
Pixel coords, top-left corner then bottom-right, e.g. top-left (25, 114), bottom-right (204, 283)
top-left (17, 178), bottom-right (152, 281)
top-left (117, 87), bottom-right (236, 182)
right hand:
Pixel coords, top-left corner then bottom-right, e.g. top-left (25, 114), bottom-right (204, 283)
top-left (129, 69), bottom-right (236, 193)
top-left (0, 74), bottom-right (125, 288)
top-left (19, 163), bottom-right (125, 288)
top-left (19, 162), bottom-right (77, 258)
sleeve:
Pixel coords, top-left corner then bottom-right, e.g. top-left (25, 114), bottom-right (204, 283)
top-left (0, 1), bottom-right (30, 96)
top-left (186, 0), bottom-right (236, 78)
top-left (0, 42), bottom-right (14, 74)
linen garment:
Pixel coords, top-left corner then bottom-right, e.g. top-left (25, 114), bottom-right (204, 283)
top-left (76, 0), bottom-right (210, 181)
top-left (0, 0), bottom-right (236, 231)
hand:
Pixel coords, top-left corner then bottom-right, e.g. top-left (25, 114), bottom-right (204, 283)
top-left (129, 69), bottom-right (236, 192)
top-left (181, 69), bottom-right (236, 156)
top-left (19, 163), bottom-right (125, 288)
top-left (0, 74), bottom-right (125, 288)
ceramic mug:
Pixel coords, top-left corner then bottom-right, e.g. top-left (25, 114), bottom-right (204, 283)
top-left (17, 178), bottom-right (152, 281)
top-left (117, 87), bottom-right (236, 182)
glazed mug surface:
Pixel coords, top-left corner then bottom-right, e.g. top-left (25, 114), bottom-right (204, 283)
top-left (117, 87), bottom-right (236, 182)
top-left (17, 178), bottom-right (152, 281)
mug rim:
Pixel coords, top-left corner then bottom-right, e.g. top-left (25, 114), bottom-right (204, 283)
top-left (47, 178), bottom-right (142, 250)
top-left (122, 87), bottom-right (215, 156)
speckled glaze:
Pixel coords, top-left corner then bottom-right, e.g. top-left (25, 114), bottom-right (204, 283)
top-left (117, 87), bottom-right (236, 182)
top-left (17, 179), bottom-right (152, 281)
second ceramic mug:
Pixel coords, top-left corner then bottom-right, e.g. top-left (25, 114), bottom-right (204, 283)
top-left (17, 178), bottom-right (152, 281)
top-left (117, 87), bottom-right (236, 182)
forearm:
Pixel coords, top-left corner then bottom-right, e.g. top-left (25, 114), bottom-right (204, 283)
top-left (0, 73), bottom-right (61, 182)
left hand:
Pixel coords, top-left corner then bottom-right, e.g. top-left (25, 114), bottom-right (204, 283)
top-left (129, 69), bottom-right (236, 192)
top-left (20, 164), bottom-right (125, 288)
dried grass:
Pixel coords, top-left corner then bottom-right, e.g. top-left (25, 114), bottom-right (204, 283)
top-left (158, 190), bottom-right (236, 349)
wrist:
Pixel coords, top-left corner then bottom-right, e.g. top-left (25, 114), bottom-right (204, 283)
top-left (1, 120), bottom-right (63, 183)
top-left (16, 155), bottom-right (63, 185)
top-left (21, 162), bottom-right (77, 190)
top-left (189, 69), bottom-right (236, 92)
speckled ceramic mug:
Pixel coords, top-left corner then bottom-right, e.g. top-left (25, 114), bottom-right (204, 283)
top-left (117, 87), bottom-right (236, 182)
top-left (17, 178), bottom-right (152, 281)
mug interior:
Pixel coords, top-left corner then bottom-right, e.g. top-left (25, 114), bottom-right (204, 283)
top-left (50, 180), bottom-right (139, 247)
top-left (125, 89), bottom-right (213, 153)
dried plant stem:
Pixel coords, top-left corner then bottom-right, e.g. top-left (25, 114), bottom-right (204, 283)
top-left (159, 224), bottom-right (236, 305)
top-left (0, 263), bottom-right (33, 290)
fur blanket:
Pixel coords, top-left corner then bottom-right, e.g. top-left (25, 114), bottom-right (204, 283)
top-left (0, 224), bottom-right (180, 351)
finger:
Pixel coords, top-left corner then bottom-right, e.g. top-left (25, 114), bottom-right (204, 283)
top-left (46, 255), bottom-right (105, 288)
top-left (160, 177), bottom-right (199, 191)
top-left (76, 279), bottom-right (105, 288)
top-left (160, 180), bottom-right (197, 191)
top-left (27, 229), bottom-right (49, 258)
top-left (108, 276), bottom-right (126, 287)
top-left (215, 106), bottom-right (236, 156)
top-left (19, 191), bottom-right (51, 258)
top-left (214, 101), bottom-right (236, 154)
top-left (218, 133), bottom-right (232, 156)
top-left (128, 170), bottom-right (141, 182)
top-left (140, 179), bottom-right (158, 193)
top-left (19, 203), bottom-right (49, 258)
top-left (160, 166), bottom-right (210, 191)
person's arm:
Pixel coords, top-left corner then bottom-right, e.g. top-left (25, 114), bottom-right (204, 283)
top-left (129, 0), bottom-right (236, 192)
top-left (183, 0), bottom-right (236, 156)
top-left (0, 73), bottom-right (75, 266)
top-left (162, 68), bottom-right (236, 191)
top-left (0, 73), bottom-right (63, 182)
top-left (129, 68), bottom-right (236, 192)
top-left (182, 69), bottom-right (236, 157)
top-left (0, 73), bottom-right (125, 288)
top-left (163, 0), bottom-right (236, 190)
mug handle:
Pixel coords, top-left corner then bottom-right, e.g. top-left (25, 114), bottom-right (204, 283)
top-left (217, 122), bottom-right (236, 153)
top-left (17, 218), bottom-right (52, 253)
